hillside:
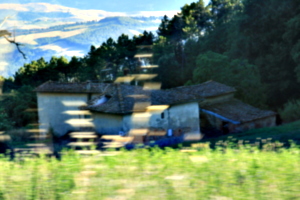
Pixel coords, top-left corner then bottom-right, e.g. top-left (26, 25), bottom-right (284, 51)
top-left (0, 16), bottom-right (160, 77)
top-left (0, 3), bottom-right (163, 77)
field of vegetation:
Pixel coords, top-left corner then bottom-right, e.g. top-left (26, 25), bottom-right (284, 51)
top-left (1, 143), bottom-right (300, 200)
top-left (198, 120), bottom-right (300, 147)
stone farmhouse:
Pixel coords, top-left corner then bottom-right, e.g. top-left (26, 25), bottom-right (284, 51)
top-left (35, 80), bottom-right (276, 139)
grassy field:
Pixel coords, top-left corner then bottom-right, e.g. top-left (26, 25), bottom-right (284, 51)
top-left (196, 120), bottom-right (300, 147)
top-left (0, 121), bottom-right (300, 199)
top-left (0, 144), bottom-right (300, 200)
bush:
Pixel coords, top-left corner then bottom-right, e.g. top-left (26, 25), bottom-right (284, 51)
top-left (0, 108), bottom-right (14, 131)
top-left (1, 85), bottom-right (37, 128)
top-left (279, 99), bottom-right (300, 122)
top-left (6, 129), bottom-right (33, 144)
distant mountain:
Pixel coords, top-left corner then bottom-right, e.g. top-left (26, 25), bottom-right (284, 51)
top-left (0, 3), bottom-right (164, 77)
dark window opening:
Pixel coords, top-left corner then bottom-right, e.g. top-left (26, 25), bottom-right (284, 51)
top-left (222, 121), bottom-right (229, 134)
top-left (88, 93), bottom-right (92, 101)
top-left (161, 112), bottom-right (164, 119)
top-left (84, 115), bottom-right (91, 119)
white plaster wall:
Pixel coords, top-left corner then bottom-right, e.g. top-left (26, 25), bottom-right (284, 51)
top-left (149, 111), bottom-right (169, 129)
top-left (168, 102), bottom-right (200, 133)
top-left (92, 113), bottom-right (123, 134)
top-left (122, 102), bottom-right (200, 134)
top-left (122, 111), bottom-right (168, 132)
top-left (37, 93), bottom-right (88, 136)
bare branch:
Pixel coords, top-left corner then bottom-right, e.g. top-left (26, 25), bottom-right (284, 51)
top-left (3, 35), bottom-right (26, 59)
top-left (0, 15), bottom-right (26, 59)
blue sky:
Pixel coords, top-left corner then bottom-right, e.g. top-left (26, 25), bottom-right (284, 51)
top-left (5, 0), bottom-right (210, 12)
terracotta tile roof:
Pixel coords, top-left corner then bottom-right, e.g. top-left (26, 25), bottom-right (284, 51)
top-left (171, 80), bottom-right (236, 98)
top-left (202, 99), bottom-right (276, 123)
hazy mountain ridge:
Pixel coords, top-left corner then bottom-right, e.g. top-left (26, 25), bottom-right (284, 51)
top-left (0, 3), bottom-right (164, 77)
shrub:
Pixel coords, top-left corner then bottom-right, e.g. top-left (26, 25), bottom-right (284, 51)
top-left (6, 129), bottom-right (33, 144)
top-left (0, 107), bottom-right (14, 131)
top-left (279, 99), bottom-right (300, 122)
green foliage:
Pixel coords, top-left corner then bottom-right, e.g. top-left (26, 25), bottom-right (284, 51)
top-left (0, 107), bottom-right (13, 131)
top-left (157, 53), bottom-right (184, 88)
top-left (1, 86), bottom-right (37, 128)
top-left (192, 51), bottom-right (266, 107)
top-left (279, 100), bottom-right (300, 122)
top-left (0, 76), bottom-right (4, 95)
top-left (0, 153), bottom-right (81, 199)
top-left (228, 0), bottom-right (300, 107)
top-left (6, 129), bottom-right (33, 144)
top-left (153, 0), bottom-right (300, 110)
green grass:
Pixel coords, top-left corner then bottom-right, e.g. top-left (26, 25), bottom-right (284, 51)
top-left (1, 145), bottom-right (300, 199)
top-left (197, 120), bottom-right (300, 146)
top-left (236, 120), bottom-right (300, 138)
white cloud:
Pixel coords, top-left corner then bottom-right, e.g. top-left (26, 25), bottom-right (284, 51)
top-left (1, 3), bottom-right (178, 22)
top-left (129, 10), bottom-right (179, 18)
top-left (0, 3), bottom-right (127, 17)
top-left (144, 27), bottom-right (159, 31)
top-left (11, 28), bottom-right (86, 45)
top-left (129, 29), bottom-right (141, 36)
top-left (0, 3), bottom-right (29, 11)
top-left (38, 44), bottom-right (85, 57)
top-left (0, 62), bottom-right (8, 72)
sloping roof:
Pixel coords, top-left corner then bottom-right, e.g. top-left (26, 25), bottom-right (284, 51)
top-left (151, 89), bottom-right (200, 105)
top-left (171, 80), bottom-right (236, 98)
top-left (86, 84), bottom-right (151, 114)
top-left (202, 99), bottom-right (276, 123)
top-left (34, 81), bottom-right (109, 93)
top-left (83, 84), bottom-right (200, 114)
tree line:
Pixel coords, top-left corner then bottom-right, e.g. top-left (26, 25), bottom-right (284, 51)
top-left (154, 0), bottom-right (300, 111)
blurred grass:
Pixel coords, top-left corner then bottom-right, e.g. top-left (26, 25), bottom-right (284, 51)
top-left (1, 121), bottom-right (300, 199)
top-left (0, 145), bottom-right (300, 199)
